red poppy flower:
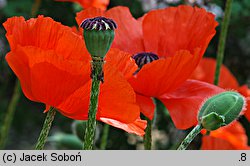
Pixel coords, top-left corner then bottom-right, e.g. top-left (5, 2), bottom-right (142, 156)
top-left (76, 5), bottom-right (223, 129)
top-left (55, 0), bottom-right (109, 10)
top-left (201, 121), bottom-right (250, 150)
top-left (3, 16), bottom-right (146, 136)
top-left (190, 57), bottom-right (250, 121)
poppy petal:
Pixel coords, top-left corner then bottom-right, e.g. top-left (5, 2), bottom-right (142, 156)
top-left (244, 97), bottom-right (250, 122)
top-left (91, 0), bottom-right (109, 10)
top-left (201, 121), bottom-right (250, 149)
top-left (99, 64), bottom-right (140, 123)
top-left (100, 118), bottom-right (146, 136)
top-left (4, 16), bottom-right (142, 135)
top-left (245, 100), bottom-right (250, 121)
top-left (105, 48), bottom-right (137, 79)
top-left (3, 16), bottom-right (90, 62)
top-left (136, 94), bottom-right (155, 120)
top-left (129, 49), bottom-right (201, 97)
top-left (238, 85), bottom-right (250, 121)
top-left (76, 6), bottom-right (144, 54)
top-left (6, 46), bottom-right (90, 108)
top-left (76, 7), bottom-right (103, 26)
top-left (201, 136), bottom-right (239, 150)
top-left (142, 5), bottom-right (218, 57)
top-left (191, 58), bottom-right (239, 89)
top-left (57, 62), bottom-right (140, 123)
top-left (55, 0), bottom-right (109, 10)
top-left (159, 80), bottom-right (224, 129)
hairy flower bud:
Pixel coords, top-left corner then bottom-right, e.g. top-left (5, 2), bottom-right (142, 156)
top-left (198, 91), bottom-right (245, 131)
top-left (80, 17), bottom-right (117, 58)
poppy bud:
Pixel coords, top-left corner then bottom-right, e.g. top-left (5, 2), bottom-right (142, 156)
top-left (80, 17), bottom-right (117, 59)
top-left (198, 91), bottom-right (245, 131)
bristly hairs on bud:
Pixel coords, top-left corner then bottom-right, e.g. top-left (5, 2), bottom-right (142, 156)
top-left (198, 91), bottom-right (246, 131)
top-left (197, 89), bottom-right (247, 120)
top-left (177, 91), bottom-right (246, 150)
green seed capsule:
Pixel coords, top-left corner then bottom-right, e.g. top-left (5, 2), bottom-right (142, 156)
top-left (84, 30), bottom-right (114, 58)
top-left (198, 91), bottom-right (245, 131)
top-left (80, 17), bottom-right (117, 59)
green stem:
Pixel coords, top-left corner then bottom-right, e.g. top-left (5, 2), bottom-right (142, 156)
top-left (177, 125), bottom-right (202, 150)
top-left (35, 107), bottom-right (56, 150)
top-left (83, 59), bottom-right (104, 150)
top-left (214, 0), bottom-right (233, 85)
top-left (143, 99), bottom-right (159, 150)
top-left (100, 124), bottom-right (110, 150)
top-left (143, 117), bottom-right (152, 150)
top-left (0, 80), bottom-right (21, 149)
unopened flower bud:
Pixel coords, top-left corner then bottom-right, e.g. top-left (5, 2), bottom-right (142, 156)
top-left (198, 91), bottom-right (245, 131)
top-left (80, 16), bottom-right (117, 59)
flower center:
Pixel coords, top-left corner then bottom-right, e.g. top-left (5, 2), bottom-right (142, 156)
top-left (80, 16), bottom-right (117, 31)
top-left (132, 52), bottom-right (159, 74)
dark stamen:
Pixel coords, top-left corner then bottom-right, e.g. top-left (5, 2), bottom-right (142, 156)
top-left (80, 16), bottom-right (117, 31)
top-left (132, 52), bottom-right (159, 75)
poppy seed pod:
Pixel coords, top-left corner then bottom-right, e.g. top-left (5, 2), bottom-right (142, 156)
top-left (198, 91), bottom-right (245, 131)
top-left (80, 17), bottom-right (117, 58)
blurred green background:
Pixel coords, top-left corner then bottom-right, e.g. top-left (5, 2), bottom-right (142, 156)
top-left (0, 0), bottom-right (249, 149)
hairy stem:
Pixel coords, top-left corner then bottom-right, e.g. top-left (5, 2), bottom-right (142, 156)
top-left (144, 117), bottom-right (152, 150)
top-left (83, 59), bottom-right (104, 150)
top-left (177, 125), bottom-right (202, 150)
top-left (214, 0), bottom-right (233, 85)
top-left (35, 107), bottom-right (56, 150)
